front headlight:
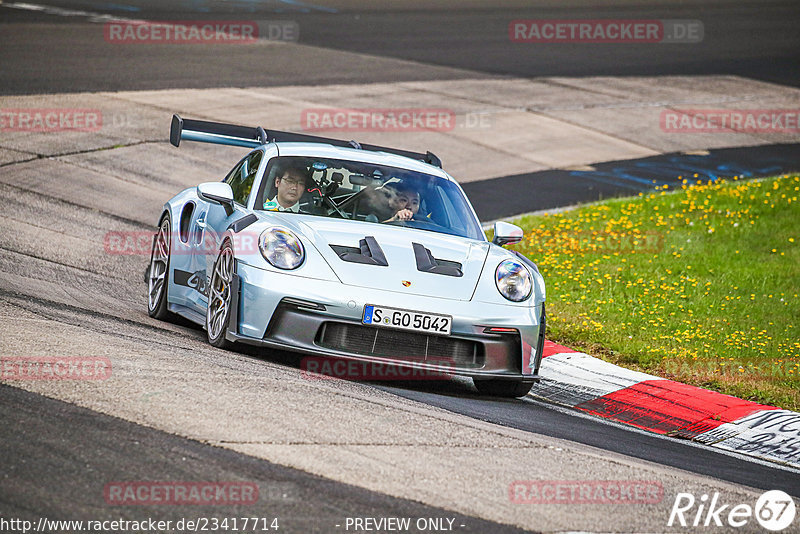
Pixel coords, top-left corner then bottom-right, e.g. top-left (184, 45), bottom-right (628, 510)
top-left (259, 227), bottom-right (305, 270)
top-left (495, 259), bottom-right (532, 302)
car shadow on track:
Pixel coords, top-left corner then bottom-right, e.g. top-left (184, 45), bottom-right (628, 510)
top-left (150, 310), bottom-right (523, 402)
top-left (224, 339), bottom-right (519, 401)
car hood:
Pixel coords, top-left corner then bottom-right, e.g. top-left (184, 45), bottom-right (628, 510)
top-left (272, 216), bottom-right (491, 301)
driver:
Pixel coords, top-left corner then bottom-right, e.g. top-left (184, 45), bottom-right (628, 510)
top-left (265, 165), bottom-right (308, 212)
top-left (384, 183), bottom-right (420, 222)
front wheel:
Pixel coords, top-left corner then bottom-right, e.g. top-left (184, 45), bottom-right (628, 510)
top-left (206, 241), bottom-right (235, 349)
top-left (474, 379), bottom-right (533, 398)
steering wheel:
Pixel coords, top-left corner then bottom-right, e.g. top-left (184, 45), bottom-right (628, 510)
top-left (386, 217), bottom-right (445, 231)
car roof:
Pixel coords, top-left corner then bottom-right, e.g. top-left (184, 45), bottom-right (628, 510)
top-left (268, 142), bottom-right (453, 181)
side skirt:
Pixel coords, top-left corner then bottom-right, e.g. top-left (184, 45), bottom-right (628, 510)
top-left (168, 303), bottom-right (206, 326)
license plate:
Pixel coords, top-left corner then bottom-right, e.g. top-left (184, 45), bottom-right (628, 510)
top-left (362, 305), bottom-right (452, 336)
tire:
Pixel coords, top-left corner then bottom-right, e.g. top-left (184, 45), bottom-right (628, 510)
top-left (147, 215), bottom-right (174, 320)
top-left (206, 240), bottom-right (235, 349)
top-left (474, 379), bottom-right (533, 398)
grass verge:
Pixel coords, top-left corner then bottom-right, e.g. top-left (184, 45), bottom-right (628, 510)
top-left (511, 174), bottom-right (800, 410)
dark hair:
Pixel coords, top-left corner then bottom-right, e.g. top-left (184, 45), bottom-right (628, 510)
top-left (278, 164), bottom-right (308, 183)
top-left (390, 180), bottom-right (419, 197)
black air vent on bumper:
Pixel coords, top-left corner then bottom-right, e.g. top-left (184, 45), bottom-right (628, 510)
top-left (317, 322), bottom-right (483, 368)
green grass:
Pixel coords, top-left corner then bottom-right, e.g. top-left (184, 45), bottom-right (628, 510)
top-left (510, 174), bottom-right (800, 410)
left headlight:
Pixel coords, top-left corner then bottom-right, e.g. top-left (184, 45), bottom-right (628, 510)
top-left (495, 259), bottom-right (532, 302)
top-left (259, 227), bottom-right (305, 270)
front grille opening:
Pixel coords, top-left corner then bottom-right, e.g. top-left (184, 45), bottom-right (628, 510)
top-left (316, 322), bottom-right (484, 368)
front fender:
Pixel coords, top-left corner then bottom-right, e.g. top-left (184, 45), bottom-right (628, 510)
top-left (472, 245), bottom-right (545, 308)
top-left (220, 225), bottom-right (341, 283)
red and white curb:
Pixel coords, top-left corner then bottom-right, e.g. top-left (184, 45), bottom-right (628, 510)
top-left (534, 341), bottom-right (800, 469)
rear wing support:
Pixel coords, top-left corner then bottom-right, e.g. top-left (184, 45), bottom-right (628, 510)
top-left (170, 114), bottom-right (442, 168)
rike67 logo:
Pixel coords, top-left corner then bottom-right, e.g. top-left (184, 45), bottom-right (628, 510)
top-left (668, 490), bottom-right (796, 531)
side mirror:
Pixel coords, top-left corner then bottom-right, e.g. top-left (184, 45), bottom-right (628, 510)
top-left (197, 182), bottom-right (235, 216)
top-left (492, 221), bottom-right (523, 246)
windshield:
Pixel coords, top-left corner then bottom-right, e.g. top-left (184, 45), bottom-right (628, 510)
top-left (254, 156), bottom-right (485, 241)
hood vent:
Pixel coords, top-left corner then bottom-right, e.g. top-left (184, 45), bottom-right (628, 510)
top-left (412, 243), bottom-right (462, 277)
top-left (330, 236), bottom-right (388, 266)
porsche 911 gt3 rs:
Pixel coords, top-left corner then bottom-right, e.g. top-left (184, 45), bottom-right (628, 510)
top-left (147, 115), bottom-right (546, 397)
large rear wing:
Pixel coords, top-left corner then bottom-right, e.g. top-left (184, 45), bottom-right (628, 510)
top-left (169, 114), bottom-right (442, 168)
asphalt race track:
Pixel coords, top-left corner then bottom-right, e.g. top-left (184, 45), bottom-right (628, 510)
top-left (465, 143), bottom-right (800, 221)
top-left (0, 384), bottom-right (530, 533)
top-left (1, 1), bottom-right (800, 532)
top-left (2, 0), bottom-right (800, 93)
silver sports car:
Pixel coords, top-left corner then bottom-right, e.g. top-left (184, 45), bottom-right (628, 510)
top-left (147, 115), bottom-right (546, 397)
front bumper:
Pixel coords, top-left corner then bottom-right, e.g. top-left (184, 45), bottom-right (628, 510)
top-left (227, 261), bottom-right (545, 380)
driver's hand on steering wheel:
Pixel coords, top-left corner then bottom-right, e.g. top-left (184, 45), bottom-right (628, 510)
top-left (386, 208), bottom-right (414, 222)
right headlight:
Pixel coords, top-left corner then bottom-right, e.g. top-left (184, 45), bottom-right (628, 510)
top-left (259, 227), bottom-right (305, 270)
top-left (495, 259), bottom-right (532, 302)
